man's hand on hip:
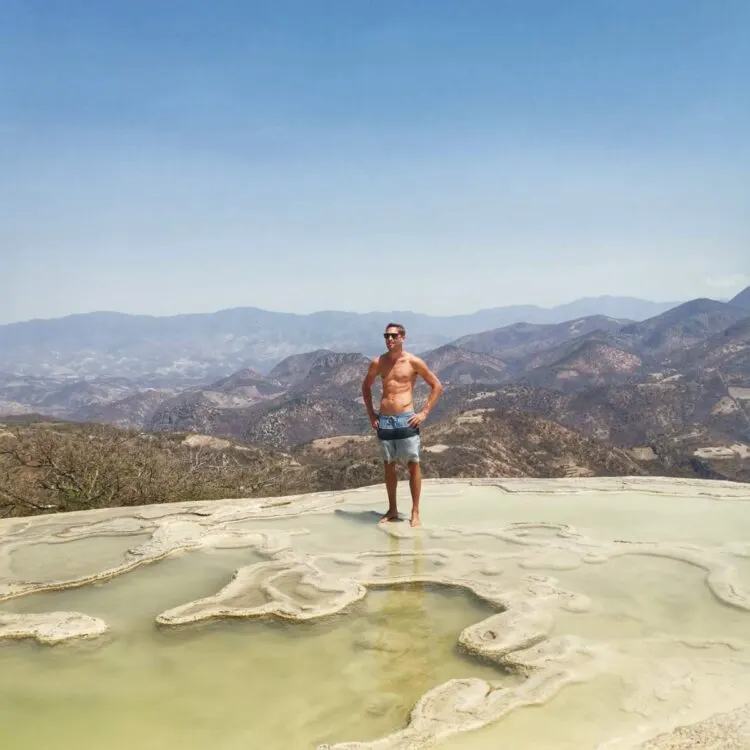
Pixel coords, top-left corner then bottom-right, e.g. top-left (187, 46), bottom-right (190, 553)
top-left (408, 412), bottom-right (427, 428)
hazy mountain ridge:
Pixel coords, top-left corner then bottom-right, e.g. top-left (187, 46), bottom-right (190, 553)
top-left (4, 295), bottom-right (749, 433)
top-left (75, 389), bottom-right (177, 429)
top-left (519, 340), bottom-right (643, 392)
top-left (453, 316), bottom-right (629, 360)
top-left (614, 298), bottom-right (750, 360)
top-left (729, 286), bottom-right (750, 311)
top-left (663, 318), bottom-right (750, 386)
top-left (266, 349), bottom-right (333, 385)
top-left (0, 296), bottom-right (679, 381)
top-left (286, 352), bottom-right (371, 397)
top-left (422, 345), bottom-right (509, 385)
top-left (455, 372), bottom-right (748, 441)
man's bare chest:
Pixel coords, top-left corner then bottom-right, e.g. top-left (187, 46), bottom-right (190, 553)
top-left (379, 359), bottom-right (415, 383)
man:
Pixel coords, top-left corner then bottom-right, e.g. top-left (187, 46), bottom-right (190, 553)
top-left (361, 323), bottom-right (443, 527)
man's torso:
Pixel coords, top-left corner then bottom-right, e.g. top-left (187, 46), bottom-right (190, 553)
top-left (377, 351), bottom-right (417, 415)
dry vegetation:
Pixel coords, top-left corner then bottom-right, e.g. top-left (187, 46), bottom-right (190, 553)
top-left (294, 407), bottom-right (657, 482)
top-left (0, 421), bottom-right (310, 518)
top-left (0, 400), bottom-right (743, 520)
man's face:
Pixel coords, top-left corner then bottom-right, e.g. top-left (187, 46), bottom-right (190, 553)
top-left (383, 328), bottom-right (403, 350)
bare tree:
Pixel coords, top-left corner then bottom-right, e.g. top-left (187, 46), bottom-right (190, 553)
top-left (0, 422), bottom-right (318, 518)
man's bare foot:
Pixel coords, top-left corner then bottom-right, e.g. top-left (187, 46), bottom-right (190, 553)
top-left (410, 514), bottom-right (421, 528)
top-left (379, 513), bottom-right (399, 524)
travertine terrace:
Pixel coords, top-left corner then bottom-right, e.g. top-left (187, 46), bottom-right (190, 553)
top-left (1, 477), bottom-right (749, 749)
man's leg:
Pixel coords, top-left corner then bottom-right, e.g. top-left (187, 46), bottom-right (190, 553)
top-left (380, 460), bottom-right (399, 521)
top-left (407, 461), bottom-right (421, 527)
top-left (378, 439), bottom-right (399, 522)
top-left (402, 434), bottom-right (422, 527)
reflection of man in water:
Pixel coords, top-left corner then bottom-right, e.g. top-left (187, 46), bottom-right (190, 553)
top-left (379, 534), bottom-right (431, 708)
top-left (361, 323), bottom-right (443, 527)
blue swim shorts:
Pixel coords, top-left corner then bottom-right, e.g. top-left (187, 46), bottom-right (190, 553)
top-left (376, 412), bottom-right (421, 464)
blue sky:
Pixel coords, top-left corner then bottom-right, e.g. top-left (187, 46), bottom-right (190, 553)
top-left (1, 1), bottom-right (748, 324)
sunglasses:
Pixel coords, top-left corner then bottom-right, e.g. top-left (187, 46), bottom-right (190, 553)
top-left (383, 332), bottom-right (401, 339)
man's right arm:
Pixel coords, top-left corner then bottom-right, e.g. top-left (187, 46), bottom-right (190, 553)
top-left (361, 358), bottom-right (380, 429)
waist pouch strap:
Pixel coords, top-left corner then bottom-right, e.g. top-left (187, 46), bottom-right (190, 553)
top-left (377, 426), bottom-right (420, 440)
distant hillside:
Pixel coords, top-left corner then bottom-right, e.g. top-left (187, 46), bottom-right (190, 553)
top-left (294, 405), bottom-right (685, 483)
top-left (286, 352), bottom-right (370, 397)
top-left (664, 317), bottom-right (750, 387)
top-left (433, 379), bottom-right (750, 483)
top-left (449, 300), bottom-right (749, 387)
top-left (613, 298), bottom-right (749, 359)
top-left (521, 340), bottom-right (642, 392)
top-left (267, 349), bottom-right (333, 385)
top-left (0, 409), bottom-right (689, 519)
top-left (135, 350), bottom-right (371, 445)
top-left (209, 368), bottom-right (284, 395)
top-left (1, 295), bottom-right (747, 487)
top-left (422, 406), bottom-right (649, 478)
top-left (456, 374), bottom-right (748, 444)
top-left (243, 395), bottom-right (371, 448)
top-left (77, 389), bottom-right (176, 428)
top-left (452, 315), bottom-right (627, 360)
top-left (729, 286), bottom-right (750, 311)
top-left (0, 401), bottom-right (31, 417)
top-left (422, 345), bottom-right (509, 384)
top-left (0, 296), bottom-right (679, 381)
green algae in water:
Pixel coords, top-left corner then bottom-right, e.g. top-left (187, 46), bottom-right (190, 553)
top-left (0, 581), bottom-right (512, 750)
top-left (551, 553), bottom-right (750, 643)
top-left (0, 546), bottom-right (267, 631)
top-left (5, 533), bottom-right (152, 584)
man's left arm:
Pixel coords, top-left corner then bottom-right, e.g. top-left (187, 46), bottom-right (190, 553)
top-left (409, 357), bottom-right (443, 427)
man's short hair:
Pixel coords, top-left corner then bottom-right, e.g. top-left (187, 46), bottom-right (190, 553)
top-left (385, 322), bottom-right (406, 335)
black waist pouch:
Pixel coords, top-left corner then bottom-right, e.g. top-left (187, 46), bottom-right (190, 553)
top-left (376, 426), bottom-right (420, 440)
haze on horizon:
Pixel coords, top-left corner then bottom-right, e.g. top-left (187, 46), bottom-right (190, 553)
top-left (1, 1), bottom-right (748, 326)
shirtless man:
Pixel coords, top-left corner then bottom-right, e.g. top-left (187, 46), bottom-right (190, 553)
top-left (361, 323), bottom-right (443, 527)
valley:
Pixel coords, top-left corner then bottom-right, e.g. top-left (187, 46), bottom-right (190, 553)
top-left (2, 288), bottom-right (749, 509)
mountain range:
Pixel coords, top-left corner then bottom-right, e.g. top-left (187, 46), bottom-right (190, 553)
top-left (0, 295), bottom-right (681, 381)
top-left (2, 287), bottom-right (749, 485)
